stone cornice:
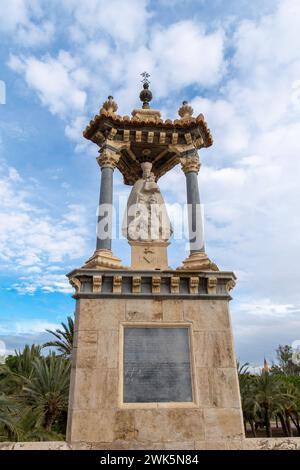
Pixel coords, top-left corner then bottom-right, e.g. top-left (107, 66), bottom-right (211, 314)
top-left (83, 109), bottom-right (213, 148)
top-left (67, 269), bottom-right (236, 299)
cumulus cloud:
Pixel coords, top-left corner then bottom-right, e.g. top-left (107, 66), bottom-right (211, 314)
top-left (0, 0), bottom-right (54, 46)
top-left (0, 162), bottom-right (89, 293)
top-left (8, 51), bottom-right (87, 117)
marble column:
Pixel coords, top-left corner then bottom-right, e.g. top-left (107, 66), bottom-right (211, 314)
top-left (95, 146), bottom-right (119, 251)
top-left (181, 153), bottom-right (205, 254)
top-left (96, 165), bottom-right (113, 250)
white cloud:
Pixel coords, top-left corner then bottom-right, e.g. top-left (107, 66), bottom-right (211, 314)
top-left (8, 51), bottom-right (87, 117)
top-left (0, 319), bottom-right (60, 336)
top-left (0, 162), bottom-right (89, 293)
top-left (0, 0), bottom-right (54, 46)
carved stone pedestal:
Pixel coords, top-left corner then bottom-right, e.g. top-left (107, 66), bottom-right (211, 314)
top-left (129, 241), bottom-right (169, 270)
top-left (66, 269), bottom-right (244, 449)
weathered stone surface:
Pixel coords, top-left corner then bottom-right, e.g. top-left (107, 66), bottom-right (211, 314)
top-left (97, 329), bottom-right (118, 369)
top-left (96, 368), bottom-right (118, 409)
top-left (70, 410), bottom-right (115, 443)
top-left (210, 368), bottom-right (241, 408)
top-left (78, 299), bottom-right (125, 330)
top-left (194, 331), bottom-right (235, 368)
top-left (196, 368), bottom-right (211, 407)
top-left (183, 300), bottom-right (230, 331)
top-left (242, 438), bottom-right (300, 450)
top-left (72, 368), bottom-right (97, 410)
top-left (204, 408), bottom-right (244, 441)
top-left (14, 441), bottom-right (70, 450)
top-left (68, 295), bottom-right (242, 447)
top-left (135, 409), bottom-right (204, 443)
top-left (3, 438), bottom-right (300, 450)
top-left (74, 344), bottom-right (97, 369)
top-left (114, 410), bottom-right (136, 441)
top-left (126, 299), bottom-right (163, 322)
top-left (162, 300), bottom-right (183, 322)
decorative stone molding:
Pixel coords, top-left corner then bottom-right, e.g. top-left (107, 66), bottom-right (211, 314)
top-left (92, 275), bottom-right (102, 293)
top-left (226, 279), bottom-right (236, 293)
top-left (180, 155), bottom-right (201, 174)
top-left (113, 275), bottom-right (122, 294)
top-left (101, 95), bottom-right (118, 115)
top-left (207, 276), bottom-right (217, 295)
top-left (123, 129), bottom-right (130, 142)
top-left (69, 277), bottom-right (81, 293)
top-left (189, 276), bottom-right (199, 294)
top-left (171, 133), bottom-right (178, 145)
top-left (178, 101), bottom-right (194, 119)
top-left (159, 132), bottom-right (166, 144)
top-left (97, 148), bottom-right (120, 169)
top-left (132, 276), bottom-right (142, 294)
top-left (179, 252), bottom-right (219, 272)
top-left (67, 269), bottom-right (236, 298)
top-left (184, 133), bottom-right (193, 145)
top-left (147, 131), bottom-right (154, 143)
top-left (108, 128), bottom-right (117, 140)
top-left (84, 249), bottom-right (123, 270)
top-left (171, 276), bottom-right (180, 294)
top-left (152, 276), bottom-right (161, 294)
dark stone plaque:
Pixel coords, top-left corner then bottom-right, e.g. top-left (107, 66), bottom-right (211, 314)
top-left (124, 327), bottom-right (193, 403)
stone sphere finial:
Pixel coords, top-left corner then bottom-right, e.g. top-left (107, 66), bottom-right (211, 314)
top-left (102, 95), bottom-right (118, 114)
top-left (178, 100), bottom-right (194, 119)
top-left (140, 72), bottom-right (153, 109)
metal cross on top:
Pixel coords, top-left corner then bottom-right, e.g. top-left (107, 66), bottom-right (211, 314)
top-left (141, 71), bottom-right (150, 85)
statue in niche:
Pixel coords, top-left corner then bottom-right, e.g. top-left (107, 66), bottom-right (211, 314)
top-left (122, 162), bottom-right (173, 242)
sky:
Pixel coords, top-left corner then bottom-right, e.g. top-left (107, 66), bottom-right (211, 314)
top-left (0, 0), bottom-right (300, 366)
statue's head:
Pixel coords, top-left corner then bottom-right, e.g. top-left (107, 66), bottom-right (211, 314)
top-left (141, 161), bottom-right (152, 179)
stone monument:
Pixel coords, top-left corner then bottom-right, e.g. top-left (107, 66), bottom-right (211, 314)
top-left (66, 75), bottom-right (244, 449)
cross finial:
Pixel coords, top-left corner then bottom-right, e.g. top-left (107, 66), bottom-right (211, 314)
top-left (141, 71), bottom-right (150, 85)
top-left (139, 72), bottom-right (152, 109)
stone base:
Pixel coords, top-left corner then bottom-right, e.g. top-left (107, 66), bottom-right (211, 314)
top-left (129, 241), bottom-right (169, 270)
top-left (66, 292), bottom-right (244, 448)
top-left (179, 252), bottom-right (219, 271)
top-left (84, 249), bottom-right (124, 270)
top-left (3, 438), bottom-right (300, 451)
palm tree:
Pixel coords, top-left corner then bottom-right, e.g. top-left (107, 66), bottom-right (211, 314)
top-left (0, 394), bottom-right (18, 441)
top-left (22, 355), bottom-right (70, 432)
top-left (43, 316), bottom-right (74, 358)
top-left (254, 369), bottom-right (285, 437)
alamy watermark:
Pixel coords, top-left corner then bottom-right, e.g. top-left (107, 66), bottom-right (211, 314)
top-left (0, 80), bottom-right (6, 105)
top-left (95, 196), bottom-right (205, 251)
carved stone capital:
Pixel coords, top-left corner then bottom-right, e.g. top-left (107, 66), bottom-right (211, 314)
top-left (97, 147), bottom-right (120, 169)
top-left (180, 155), bottom-right (201, 174)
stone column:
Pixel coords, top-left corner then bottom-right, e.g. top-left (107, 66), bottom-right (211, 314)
top-left (181, 153), bottom-right (204, 254)
top-left (84, 145), bottom-right (123, 269)
top-left (96, 163), bottom-right (114, 251)
top-left (179, 151), bottom-right (218, 271)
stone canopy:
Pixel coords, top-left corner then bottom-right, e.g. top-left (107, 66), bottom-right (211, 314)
top-left (83, 102), bottom-right (213, 185)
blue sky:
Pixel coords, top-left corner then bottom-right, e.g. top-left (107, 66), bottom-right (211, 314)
top-left (0, 0), bottom-right (300, 366)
